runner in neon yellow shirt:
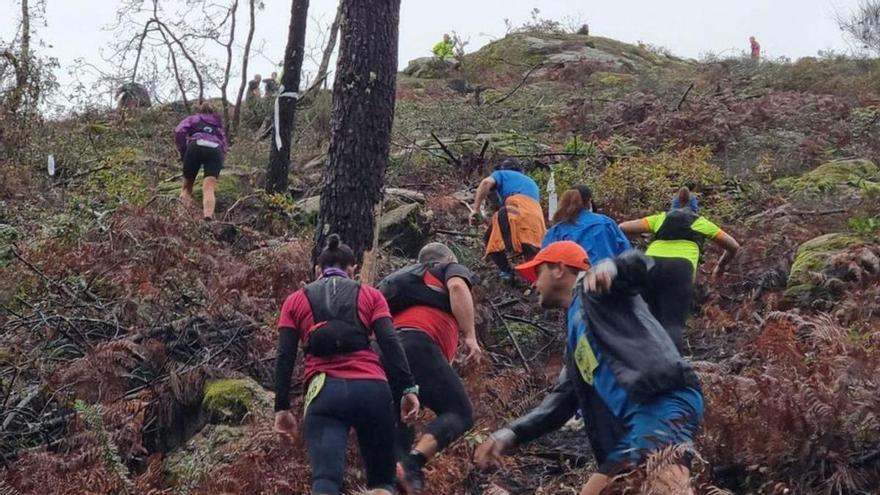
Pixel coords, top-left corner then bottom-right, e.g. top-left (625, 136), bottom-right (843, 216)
top-left (619, 187), bottom-right (739, 350)
top-left (432, 34), bottom-right (454, 60)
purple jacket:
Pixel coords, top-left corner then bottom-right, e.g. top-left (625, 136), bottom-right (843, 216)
top-left (174, 113), bottom-right (228, 159)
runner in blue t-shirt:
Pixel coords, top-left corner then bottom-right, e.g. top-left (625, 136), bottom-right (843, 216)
top-left (469, 160), bottom-right (547, 282)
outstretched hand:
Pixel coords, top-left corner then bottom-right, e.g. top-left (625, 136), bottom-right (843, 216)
top-left (468, 211), bottom-right (481, 226)
top-left (401, 393), bottom-right (420, 423)
top-left (462, 337), bottom-right (483, 364)
top-left (583, 260), bottom-right (618, 294)
top-left (473, 433), bottom-right (512, 470)
top-left (274, 410), bottom-right (298, 445)
top-left (583, 271), bottom-right (611, 294)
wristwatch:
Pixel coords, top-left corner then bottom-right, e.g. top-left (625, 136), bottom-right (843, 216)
top-left (403, 385), bottom-right (420, 396)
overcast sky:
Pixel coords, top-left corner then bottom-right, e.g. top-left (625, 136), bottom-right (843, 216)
top-left (0, 0), bottom-right (867, 107)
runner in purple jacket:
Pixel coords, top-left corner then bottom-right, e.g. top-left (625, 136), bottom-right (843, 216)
top-left (174, 104), bottom-right (229, 220)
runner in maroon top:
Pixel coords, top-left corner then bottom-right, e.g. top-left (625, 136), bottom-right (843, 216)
top-left (377, 242), bottom-right (482, 494)
top-left (273, 234), bottom-right (420, 495)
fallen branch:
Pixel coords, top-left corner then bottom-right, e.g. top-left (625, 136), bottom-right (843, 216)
top-left (430, 132), bottom-right (462, 167)
top-left (489, 300), bottom-right (530, 372)
top-left (9, 247), bottom-right (77, 300)
top-left (434, 229), bottom-right (479, 237)
top-left (503, 151), bottom-right (588, 159)
top-left (478, 140), bottom-right (490, 159)
top-left (52, 165), bottom-right (112, 187)
top-left (674, 82), bottom-right (695, 111)
top-left (789, 208), bottom-right (847, 216)
top-left (491, 298), bottom-right (520, 309)
top-left (487, 62), bottom-right (544, 106)
top-left (222, 193), bottom-right (260, 221)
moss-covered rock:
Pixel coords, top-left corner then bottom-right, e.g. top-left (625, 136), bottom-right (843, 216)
top-left (463, 32), bottom-right (686, 84)
top-left (163, 423), bottom-right (248, 487)
top-left (785, 233), bottom-right (866, 303)
top-left (380, 203), bottom-right (431, 257)
top-left (403, 57), bottom-right (457, 79)
top-left (0, 224), bottom-right (17, 267)
top-left (201, 378), bottom-right (271, 425)
top-left (774, 159), bottom-right (880, 198)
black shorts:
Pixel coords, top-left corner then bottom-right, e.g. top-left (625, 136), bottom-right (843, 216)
top-left (182, 143), bottom-right (224, 180)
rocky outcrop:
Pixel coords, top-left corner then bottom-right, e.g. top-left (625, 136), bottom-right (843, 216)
top-left (775, 159), bottom-right (880, 199)
top-left (786, 233), bottom-right (879, 305)
top-left (403, 57), bottom-right (457, 79)
top-left (202, 378), bottom-right (272, 425)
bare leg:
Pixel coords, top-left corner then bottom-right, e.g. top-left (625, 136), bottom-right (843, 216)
top-left (202, 176), bottom-right (218, 219)
top-left (412, 434), bottom-right (439, 460)
top-left (180, 178), bottom-right (195, 208)
top-left (580, 473), bottom-right (610, 495)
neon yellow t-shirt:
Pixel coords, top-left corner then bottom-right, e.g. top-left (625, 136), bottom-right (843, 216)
top-left (432, 41), bottom-right (454, 60)
top-left (642, 212), bottom-right (722, 270)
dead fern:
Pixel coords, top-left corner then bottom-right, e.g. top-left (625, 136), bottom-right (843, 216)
top-left (73, 400), bottom-right (134, 494)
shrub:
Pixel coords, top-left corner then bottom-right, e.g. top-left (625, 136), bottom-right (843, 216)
top-left (594, 147), bottom-right (732, 218)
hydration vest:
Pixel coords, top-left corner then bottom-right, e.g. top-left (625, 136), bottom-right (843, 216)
top-left (377, 263), bottom-right (452, 315)
top-left (187, 118), bottom-right (219, 137)
top-left (654, 208), bottom-right (706, 251)
top-left (302, 276), bottom-right (370, 357)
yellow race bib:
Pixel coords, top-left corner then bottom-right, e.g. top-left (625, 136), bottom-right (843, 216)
top-left (573, 335), bottom-right (598, 385)
top-left (304, 372), bottom-right (326, 414)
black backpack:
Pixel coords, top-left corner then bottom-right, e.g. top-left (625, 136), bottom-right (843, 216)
top-left (655, 208), bottom-right (706, 249)
top-left (377, 263), bottom-right (452, 315)
top-left (302, 276), bottom-right (371, 357)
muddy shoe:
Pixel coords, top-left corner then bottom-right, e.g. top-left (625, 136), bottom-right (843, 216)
top-left (398, 458), bottom-right (426, 493)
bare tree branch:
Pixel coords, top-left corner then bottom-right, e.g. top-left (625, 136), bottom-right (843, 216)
top-left (232, 0), bottom-right (257, 137)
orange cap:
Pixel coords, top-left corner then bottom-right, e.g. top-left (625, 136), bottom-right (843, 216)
top-left (515, 241), bottom-right (591, 284)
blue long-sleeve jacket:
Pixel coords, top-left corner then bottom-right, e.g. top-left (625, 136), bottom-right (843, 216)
top-left (542, 210), bottom-right (632, 263)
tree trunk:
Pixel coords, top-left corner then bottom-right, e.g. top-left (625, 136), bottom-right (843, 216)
top-left (220, 0), bottom-right (239, 131)
top-left (266, 0), bottom-right (310, 195)
top-left (313, 0), bottom-right (401, 264)
top-left (19, 0), bottom-right (30, 88)
top-left (314, 1), bottom-right (342, 88)
top-left (232, 0), bottom-right (257, 137)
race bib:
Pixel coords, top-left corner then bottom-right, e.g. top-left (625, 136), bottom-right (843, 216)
top-left (195, 139), bottom-right (220, 148)
top-left (573, 334), bottom-right (598, 385)
top-left (304, 372), bottom-right (326, 414)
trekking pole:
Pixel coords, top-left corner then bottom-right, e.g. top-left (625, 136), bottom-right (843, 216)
top-left (489, 300), bottom-right (531, 373)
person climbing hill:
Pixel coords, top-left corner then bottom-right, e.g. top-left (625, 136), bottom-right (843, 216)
top-left (543, 185), bottom-right (632, 262)
top-left (476, 242), bottom-right (704, 495)
top-left (173, 103), bottom-right (228, 221)
top-left (470, 159), bottom-right (547, 283)
top-left (432, 33), bottom-right (454, 60)
top-left (618, 186), bottom-right (740, 350)
top-left (273, 234), bottom-right (420, 495)
top-left (376, 242), bottom-right (481, 494)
